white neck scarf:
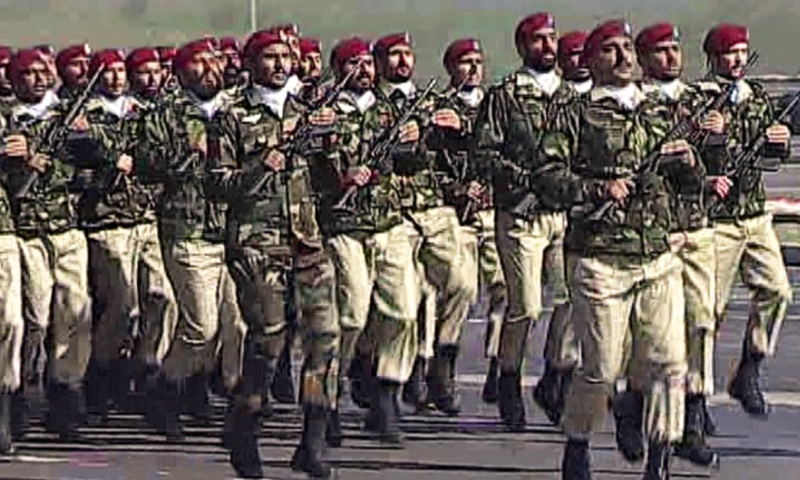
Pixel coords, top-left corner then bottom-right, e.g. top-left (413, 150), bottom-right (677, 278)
top-left (457, 87), bottom-right (485, 108)
top-left (250, 82), bottom-right (294, 119)
top-left (521, 68), bottom-right (562, 97)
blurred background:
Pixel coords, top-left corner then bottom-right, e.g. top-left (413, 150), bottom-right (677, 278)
top-left (0, 0), bottom-right (798, 79)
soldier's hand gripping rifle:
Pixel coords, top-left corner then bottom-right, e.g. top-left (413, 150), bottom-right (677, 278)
top-left (332, 77), bottom-right (438, 210)
top-left (13, 65), bottom-right (106, 200)
top-left (586, 53), bottom-right (760, 222)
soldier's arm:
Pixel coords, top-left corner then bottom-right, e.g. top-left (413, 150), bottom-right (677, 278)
top-left (133, 106), bottom-right (182, 182)
top-left (760, 85), bottom-right (792, 160)
top-left (472, 85), bottom-right (511, 185)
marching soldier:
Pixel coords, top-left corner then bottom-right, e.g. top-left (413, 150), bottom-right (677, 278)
top-left (208, 30), bottom-right (341, 479)
top-left (552, 20), bottom-right (692, 480)
top-left (127, 47), bottom-right (165, 102)
top-left (474, 12), bottom-right (579, 430)
top-left (700, 24), bottom-right (792, 418)
top-left (219, 37), bottom-right (244, 89)
top-left (55, 43), bottom-right (92, 103)
top-left (0, 47), bottom-right (16, 109)
top-left (297, 37), bottom-right (325, 104)
top-left (157, 46), bottom-right (180, 94)
top-left (134, 38), bottom-right (245, 442)
top-left (557, 31), bottom-right (592, 94)
top-left (1, 49), bottom-right (93, 442)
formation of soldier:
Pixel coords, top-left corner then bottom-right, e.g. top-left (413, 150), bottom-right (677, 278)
top-left (0, 12), bottom-right (794, 480)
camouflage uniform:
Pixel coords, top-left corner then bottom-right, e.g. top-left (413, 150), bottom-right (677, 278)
top-left (473, 69), bottom-right (579, 427)
top-left (1, 99), bottom-right (93, 438)
top-left (548, 87), bottom-right (688, 446)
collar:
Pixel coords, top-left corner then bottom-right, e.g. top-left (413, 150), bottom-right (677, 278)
top-left (517, 68), bottom-right (562, 97)
top-left (186, 90), bottom-right (225, 120)
top-left (456, 87), bottom-right (485, 108)
top-left (248, 82), bottom-right (294, 119)
top-left (336, 89), bottom-right (377, 114)
top-left (568, 79), bottom-right (593, 94)
top-left (378, 80), bottom-right (416, 100)
top-left (97, 94), bottom-right (131, 119)
top-left (641, 79), bottom-right (686, 102)
top-left (12, 90), bottom-right (60, 121)
top-left (286, 75), bottom-right (303, 96)
top-left (590, 83), bottom-right (646, 111)
top-left (704, 74), bottom-right (753, 105)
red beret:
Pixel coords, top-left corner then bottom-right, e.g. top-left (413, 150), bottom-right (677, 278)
top-left (126, 48), bottom-right (160, 73)
top-left (330, 37), bottom-right (372, 72)
top-left (704, 24), bottom-right (749, 54)
top-left (9, 49), bottom-right (47, 84)
top-left (373, 32), bottom-right (412, 59)
top-left (515, 12), bottom-right (556, 47)
top-left (243, 30), bottom-right (290, 63)
top-left (174, 38), bottom-right (217, 72)
top-left (268, 23), bottom-right (300, 37)
top-left (558, 31), bottom-right (588, 56)
top-left (56, 43), bottom-right (91, 76)
top-left (34, 44), bottom-right (55, 57)
top-left (89, 49), bottom-right (125, 77)
top-left (158, 46), bottom-right (177, 63)
top-left (219, 37), bottom-right (240, 52)
top-left (299, 37), bottom-right (321, 57)
top-left (582, 19), bottom-right (633, 63)
top-left (0, 46), bottom-right (13, 64)
top-left (443, 38), bottom-right (482, 70)
top-left (636, 23), bottom-right (680, 52)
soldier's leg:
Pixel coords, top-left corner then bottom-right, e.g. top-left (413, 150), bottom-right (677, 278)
top-left (495, 211), bottom-right (548, 431)
top-left (562, 255), bottom-right (637, 478)
top-left (729, 214), bottom-right (792, 418)
top-left (476, 210), bottom-right (506, 404)
top-left (713, 221), bottom-right (747, 333)
top-left (49, 230), bottom-right (93, 441)
top-left (291, 253), bottom-right (340, 478)
top-left (0, 234), bottom-right (23, 455)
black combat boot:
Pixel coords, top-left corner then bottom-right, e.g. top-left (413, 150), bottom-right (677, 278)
top-left (402, 357), bottom-right (427, 410)
top-left (562, 438), bottom-right (593, 480)
top-left (426, 345), bottom-right (461, 416)
top-left (292, 405), bottom-right (332, 478)
top-left (183, 372), bottom-right (213, 424)
top-left (272, 342), bottom-right (296, 404)
top-left (0, 392), bottom-right (14, 456)
top-left (532, 361), bottom-right (563, 425)
top-left (377, 379), bottom-right (403, 446)
top-left (674, 394), bottom-right (719, 467)
top-left (482, 357), bottom-right (499, 404)
top-left (47, 383), bottom-right (86, 443)
top-left (84, 362), bottom-right (111, 426)
top-left (498, 371), bottom-right (525, 432)
top-left (612, 390), bottom-right (645, 463)
top-left (644, 440), bottom-right (671, 480)
top-left (228, 403), bottom-right (263, 479)
top-left (161, 379), bottom-right (185, 443)
top-left (728, 350), bottom-right (769, 418)
top-left (9, 390), bottom-right (30, 441)
top-left (702, 396), bottom-right (717, 436)
top-left (348, 353), bottom-right (373, 409)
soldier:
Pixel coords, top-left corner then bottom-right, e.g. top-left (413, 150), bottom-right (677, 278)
top-left (700, 24), bottom-right (792, 418)
top-left (134, 38), bottom-right (245, 442)
top-left (551, 20), bottom-right (692, 480)
top-left (474, 12), bottom-right (578, 430)
top-left (33, 44), bottom-right (57, 91)
top-left (297, 37), bottom-right (325, 104)
top-left (208, 30), bottom-right (340, 478)
top-left (557, 31), bottom-right (592, 94)
top-left (127, 47), bottom-right (164, 102)
top-left (219, 37), bottom-right (243, 89)
top-left (55, 43), bottom-right (92, 103)
top-left (157, 46), bottom-right (179, 94)
top-left (369, 32), bottom-right (477, 414)
top-left (75, 49), bottom-right (178, 423)
top-left (268, 23), bottom-right (303, 95)
top-left (0, 102), bottom-right (23, 457)
top-left (1, 49), bottom-right (93, 442)
top-left (0, 47), bottom-right (16, 109)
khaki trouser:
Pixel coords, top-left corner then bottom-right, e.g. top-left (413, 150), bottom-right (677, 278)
top-left (406, 206), bottom-right (477, 352)
top-left (715, 214), bottom-right (792, 357)
top-left (496, 210), bottom-right (568, 372)
top-left (161, 239), bottom-right (245, 387)
top-left (544, 251), bottom-right (580, 370)
top-left (329, 223), bottom-right (420, 383)
top-left (19, 230), bottom-right (92, 387)
top-left (564, 252), bottom-right (687, 444)
top-left (0, 234), bottom-right (23, 392)
top-left (88, 223), bottom-right (178, 367)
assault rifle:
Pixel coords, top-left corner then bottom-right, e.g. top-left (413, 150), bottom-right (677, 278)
top-left (332, 77), bottom-right (438, 210)
top-left (13, 65), bottom-right (106, 200)
top-left (586, 53), bottom-right (760, 222)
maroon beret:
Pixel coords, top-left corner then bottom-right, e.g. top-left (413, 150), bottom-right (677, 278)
top-left (56, 43), bottom-right (91, 76)
top-left (515, 12), bottom-right (556, 47)
top-left (299, 37), bottom-right (321, 57)
top-left (636, 23), bottom-right (681, 52)
top-left (174, 38), bottom-right (217, 72)
top-left (0, 46), bottom-right (13, 64)
top-left (373, 32), bottom-right (412, 59)
top-left (89, 49), bottom-right (125, 77)
top-left (704, 24), bottom-right (748, 54)
top-left (243, 30), bottom-right (290, 63)
top-left (582, 20), bottom-right (633, 63)
top-left (219, 37), bottom-right (240, 53)
top-left (268, 23), bottom-right (300, 37)
top-left (330, 37), bottom-right (372, 72)
top-left (9, 49), bottom-right (47, 83)
top-left (126, 48), bottom-right (160, 73)
top-left (558, 31), bottom-right (588, 56)
top-left (443, 38), bottom-right (482, 70)
top-left (158, 46), bottom-right (177, 63)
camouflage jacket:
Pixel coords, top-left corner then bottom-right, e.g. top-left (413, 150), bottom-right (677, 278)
top-left (134, 90), bottom-right (235, 243)
top-left (474, 69), bottom-right (582, 220)
top-left (0, 113), bottom-right (15, 234)
top-left (641, 80), bottom-right (710, 232)
top-left (548, 86), bottom-right (695, 258)
top-left (74, 94), bottom-right (158, 231)
top-left (0, 97), bottom-right (88, 237)
top-left (207, 87), bottom-right (324, 253)
top-left (368, 80), bottom-right (439, 211)
top-left (695, 75), bottom-right (791, 220)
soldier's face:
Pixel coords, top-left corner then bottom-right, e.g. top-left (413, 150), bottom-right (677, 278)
top-left (41, 56), bottom-right (57, 89)
top-left (251, 43), bottom-right (293, 89)
top-left (712, 43), bottom-right (748, 80)
top-left (299, 52), bottom-right (322, 81)
top-left (287, 35), bottom-right (301, 73)
top-left (558, 49), bottom-right (589, 82)
top-left (131, 61), bottom-right (163, 98)
top-left (342, 54), bottom-right (375, 92)
top-left (178, 51), bottom-right (222, 100)
top-left (591, 36), bottom-right (636, 87)
top-left (15, 61), bottom-right (49, 103)
top-left (0, 61), bottom-right (11, 93)
top-left (451, 52), bottom-right (484, 89)
top-left (382, 45), bottom-right (415, 82)
top-left (641, 41), bottom-right (682, 81)
top-left (100, 61), bottom-right (127, 98)
top-left (223, 49), bottom-right (241, 71)
top-left (63, 56), bottom-right (90, 87)
top-left (521, 28), bottom-right (557, 72)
